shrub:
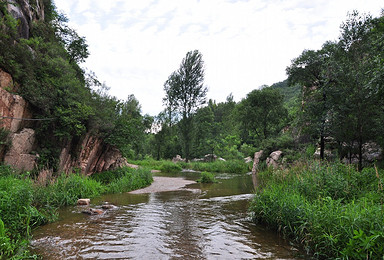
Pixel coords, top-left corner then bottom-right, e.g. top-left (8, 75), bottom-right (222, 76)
top-left (197, 172), bottom-right (217, 183)
top-left (159, 161), bottom-right (182, 173)
top-left (189, 160), bottom-right (248, 174)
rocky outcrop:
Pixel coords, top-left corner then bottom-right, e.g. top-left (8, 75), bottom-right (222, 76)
top-left (251, 150), bottom-right (264, 174)
top-left (58, 133), bottom-right (129, 175)
top-left (266, 150), bottom-right (283, 169)
top-left (6, 0), bottom-right (45, 39)
top-left (172, 155), bottom-right (185, 163)
top-left (4, 128), bottom-right (36, 171)
top-left (0, 69), bottom-right (32, 132)
top-left (0, 69), bottom-right (128, 175)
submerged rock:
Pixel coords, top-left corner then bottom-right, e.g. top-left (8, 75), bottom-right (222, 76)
top-left (81, 208), bottom-right (104, 215)
top-left (101, 202), bottom-right (116, 210)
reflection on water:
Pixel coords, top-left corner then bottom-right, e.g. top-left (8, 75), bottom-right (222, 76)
top-left (31, 173), bottom-right (302, 259)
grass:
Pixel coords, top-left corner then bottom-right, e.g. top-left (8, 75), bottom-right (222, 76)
top-left (132, 158), bottom-right (250, 174)
top-left (0, 165), bottom-right (153, 259)
top-left (250, 161), bottom-right (384, 259)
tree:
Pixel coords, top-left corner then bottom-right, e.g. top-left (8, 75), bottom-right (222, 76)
top-left (286, 43), bottom-right (336, 160)
top-left (163, 50), bottom-right (207, 161)
top-left (329, 11), bottom-right (382, 170)
top-left (237, 87), bottom-right (287, 146)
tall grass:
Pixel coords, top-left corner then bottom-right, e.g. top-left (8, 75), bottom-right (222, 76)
top-left (103, 167), bottom-right (153, 193)
top-left (250, 161), bottom-right (384, 259)
top-left (0, 165), bottom-right (153, 259)
top-left (187, 160), bottom-right (249, 173)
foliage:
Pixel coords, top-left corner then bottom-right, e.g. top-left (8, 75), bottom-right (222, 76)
top-left (159, 161), bottom-right (182, 173)
top-left (286, 11), bottom-right (384, 169)
top-left (197, 171), bottom-right (217, 183)
top-left (163, 50), bottom-right (208, 161)
top-left (237, 87), bottom-right (288, 146)
top-left (250, 162), bottom-right (384, 259)
top-left (106, 167), bottom-right (153, 193)
top-left (187, 160), bottom-right (249, 174)
top-left (34, 173), bottom-right (104, 208)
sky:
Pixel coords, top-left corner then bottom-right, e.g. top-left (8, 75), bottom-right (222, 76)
top-left (53, 0), bottom-right (383, 116)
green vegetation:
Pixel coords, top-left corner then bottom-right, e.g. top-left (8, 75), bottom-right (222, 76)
top-left (163, 50), bottom-right (208, 162)
top-left (132, 158), bottom-right (249, 174)
top-left (0, 165), bottom-right (152, 259)
top-left (250, 162), bottom-right (384, 259)
top-left (187, 160), bottom-right (249, 174)
top-left (197, 171), bottom-right (217, 183)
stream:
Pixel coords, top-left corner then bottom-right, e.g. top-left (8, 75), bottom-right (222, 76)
top-left (31, 171), bottom-right (303, 259)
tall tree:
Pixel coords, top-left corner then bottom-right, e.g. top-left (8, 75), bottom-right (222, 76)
top-left (330, 11), bottom-right (381, 170)
top-left (237, 87), bottom-right (287, 146)
top-left (286, 43), bottom-right (336, 160)
top-left (163, 50), bottom-right (207, 161)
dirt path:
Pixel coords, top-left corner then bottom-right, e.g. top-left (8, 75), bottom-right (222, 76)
top-left (129, 176), bottom-right (196, 194)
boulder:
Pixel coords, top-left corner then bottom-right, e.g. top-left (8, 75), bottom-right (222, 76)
top-left (203, 154), bottom-right (217, 162)
top-left (266, 150), bottom-right (282, 169)
top-left (172, 155), bottom-right (185, 163)
top-left (4, 128), bottom-right (36, 171)
top-left (77, 199), bottom-right (90, 206)
top-left (81, 208), bottom-right (104, 215)
top-left (251, 150), bottom-right (263, 174)
top-left (363, 142), bottom-right (382, 162)
top-left (244, 156), bottom-right (253, 164)
top-left (101, 202), bottom-right (116, 210)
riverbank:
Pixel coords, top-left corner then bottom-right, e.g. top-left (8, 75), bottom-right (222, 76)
top-left (250, 161), bottom-right (384, 259)
top-left (130, 176), bottom-right (196, 194)
top-left (0, 166), bottom-right (153, 259)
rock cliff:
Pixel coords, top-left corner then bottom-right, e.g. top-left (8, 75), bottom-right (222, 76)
top-left (6, 0), bottom-right (45, 39)
top-left (0, 69), bottom-right (128, 174)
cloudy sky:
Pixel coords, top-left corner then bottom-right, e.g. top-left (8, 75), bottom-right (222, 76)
top-left (54, 0), bottom-right (383, 116)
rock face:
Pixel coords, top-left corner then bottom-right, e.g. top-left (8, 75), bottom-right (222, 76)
top-left (251, 150), bottom-right (264, 174)
top-left (266, 150), bottom-right (282, 169)
top-left (0, 70), bottom-right (128, 175)
top-left (4, 128), bottom-right (36, 171)
top-left (6, 0), bottom-right (45, 39)
top-left (0, 69), bottom-right (32, 132)
top-left (59, 133), bottom-right (129, 175)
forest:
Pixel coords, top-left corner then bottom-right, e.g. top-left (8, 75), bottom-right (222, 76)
top-left (0, 0), bottom-right (384, 258)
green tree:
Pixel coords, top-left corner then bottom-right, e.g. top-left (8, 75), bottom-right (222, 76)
top-left (163, 50), bottom-right (207, 161)
top-left (286, 43), bottom-right (336, 160)
top-left (237, 87), bottom-right (287, 146)
top-left (106, 95), bottom-right (153, 159)
top-left (329, 11), bottom-right (382, 170)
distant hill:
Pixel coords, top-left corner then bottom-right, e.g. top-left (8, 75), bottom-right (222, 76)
top-left (269, 79), bottom-right (300, 111)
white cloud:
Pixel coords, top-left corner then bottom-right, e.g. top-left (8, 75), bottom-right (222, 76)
top-left (54, 0), bottom-right (383, 115)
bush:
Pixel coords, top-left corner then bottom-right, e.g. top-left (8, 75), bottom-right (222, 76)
top-left (159, 161), bottom-right (182, 173)
top-left (90, 167), bottom-right (127, 184)
top-left (197, 172), bottom-right (217, 183)
top-left (188, 160), bottom-right (249, 174)
top-left (250, 161), bottom-right (384, 259)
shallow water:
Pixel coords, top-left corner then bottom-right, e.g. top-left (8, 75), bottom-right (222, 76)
top-left (31, 172), bottom-right (303, 259)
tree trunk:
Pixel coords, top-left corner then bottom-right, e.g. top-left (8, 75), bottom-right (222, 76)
top-left (320, 134), bottom-right (325, 160)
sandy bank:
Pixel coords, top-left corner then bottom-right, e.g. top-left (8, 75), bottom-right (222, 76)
top-left (129, 176), bottom-right (196, 194)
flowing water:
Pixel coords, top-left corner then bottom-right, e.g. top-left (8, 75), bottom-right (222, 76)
top-left (31, 172), bottom-right (303, 259)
